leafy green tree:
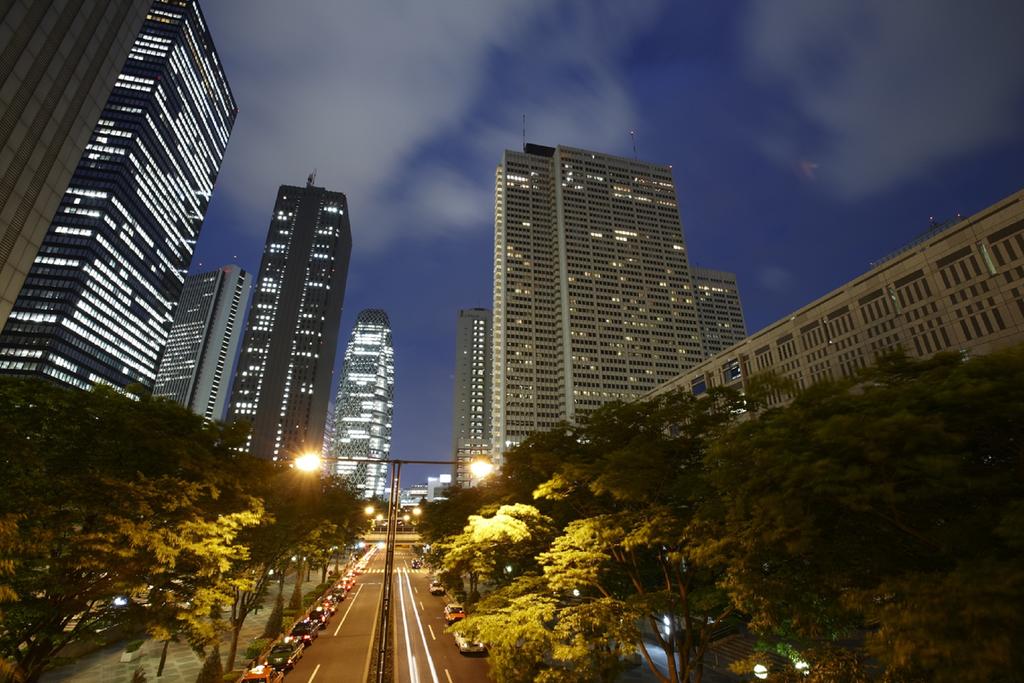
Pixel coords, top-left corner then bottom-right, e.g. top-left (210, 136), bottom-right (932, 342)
top-left (438, 504), bottom-right (555, 600)
top-left (700, 348), bottom-right (1024, 682)
top-left (0, 379), bottom-right (262, 682)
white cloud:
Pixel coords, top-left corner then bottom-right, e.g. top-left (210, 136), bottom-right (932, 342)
top-left (741, 0), bottom-right (1024, 198)
top-left (203, 0), bottom-right (667, 249)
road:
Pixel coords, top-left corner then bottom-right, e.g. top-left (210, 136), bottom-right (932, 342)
top-left (283, 545), bottom-right (489, 683)
top-left (391, 547), bottom-right (490, 683)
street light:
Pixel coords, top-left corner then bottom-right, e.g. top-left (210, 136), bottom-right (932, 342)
top-left (364, 505), bottom-right (375, 516)
top-left (469, 458), bottom-right (494, 479)
top-left (412, 506), bottom-right (421, 516)
top-left (294, 452), bottom-right (322, 472)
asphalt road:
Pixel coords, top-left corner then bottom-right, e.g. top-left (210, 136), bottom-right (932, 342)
top-left (391, 548), bottom-right (490, 683)
top-left (284, 546), bottom-right (383, 683)
top-left (278, 545), bottom-right (490, 683)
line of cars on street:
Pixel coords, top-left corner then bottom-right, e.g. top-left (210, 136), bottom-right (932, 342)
top-left (241, 548), bottom-right (377, 680)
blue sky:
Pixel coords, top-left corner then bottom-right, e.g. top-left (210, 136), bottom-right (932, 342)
top-left (193, 0), bottom-right (1024, 482)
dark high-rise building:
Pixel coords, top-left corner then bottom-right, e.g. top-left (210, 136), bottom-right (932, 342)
top-left (451, 308), bottom-right (491, 487)
top-left (0, 0), bottom-right (236, 389)
top-left (152, 265), bottom-right (251, 420)
top-left (331, 309), bottom-right (394, 498)
top-left (228, 181), bottom-right (352, 461)
top-left (692, 267), bottom-right (747, 357)
top-left (0, 0), bottom-right (151, 329)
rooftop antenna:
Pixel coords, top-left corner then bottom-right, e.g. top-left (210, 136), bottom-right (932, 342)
top-left (307, 169), bottom-right (317, 187)
top-left (629, 130), bottom-right (637, 160)
top-left (522, 114), bottom-right (527, 151)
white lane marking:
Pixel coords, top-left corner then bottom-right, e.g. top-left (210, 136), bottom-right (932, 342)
top-left (419, 600), bottom-right (425, 611)
top-left (427, 624), bottom-right (436, 640)
top-left (397, 567), bottom-right (420, 683)
top-left (444, 669), bottom-right (453, 683)
top-left (307, 663), bottom-right (321, 683)
top-left (403, 570), bottom-right (441, 683)
top-left (333, 583), bottom-right (364, 636)
top-left (414, 586), bottom-right (419, 594)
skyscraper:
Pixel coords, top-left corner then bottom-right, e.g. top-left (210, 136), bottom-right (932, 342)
top-left (692, 267), bottom-right (747, 357)
top-left (491, 143), bottom-right (702, 457)
top-left (331, 309), bottom-right (394, 499)
top-left (0, 0), bottom-right (236, 389)
top-left (152, 265), bottom-right (251, 420)
top-left (228, 181), bottom-right (352, 460)
top-left (0, 0), bottom-right (151, 330)
top-left (451, 308), bottom-right (491, 487)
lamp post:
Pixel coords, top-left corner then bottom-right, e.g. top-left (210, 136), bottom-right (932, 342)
top-left (294, 452), bottom-right (493, 683)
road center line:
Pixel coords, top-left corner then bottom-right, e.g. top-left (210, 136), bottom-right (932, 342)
top-left (404, 571), bottom-right (441, 683)
top-left (419, 600), bottom-right (425, 611)
top-left (333, 583), bottom-right (364, 636)
top-left (427, 624), bottom-right (435, 640)
top-left (306, 663), bottom-right (321, 683)
top-left (444, 669), bottom-right (453, 683)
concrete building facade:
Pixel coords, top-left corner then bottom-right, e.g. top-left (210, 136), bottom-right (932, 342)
top-left (491, 143), bottom-right (702, 458)
top-left (228, 181), bottom-right (352, 460)
top-left (648, 188), bottom-right (1024, 402)
top-left (0, 0), bottom-right (235, 389)
top-left (0, 0), bottom-right (150, 330)
top-left (152, 265), bottom-right (251, 420)
top-left (692, 267), bottom-right (747, 357)
top-left (451, 308), bottom-right (491, 487)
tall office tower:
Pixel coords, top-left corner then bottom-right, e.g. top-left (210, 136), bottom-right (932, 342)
top-left (451, 308), bottom-right (492, 487)
top-left (0, 0), bottom-right (150, 330)
top-left (692, 267), bottom-right (747, 357)
top-left (0, 1), bottom-right (236, 389)
top-left (228, 181), bottom-right (352, 460)
top-left (491, 143), bottom-right (703, 458)
top-left (331, 309), bottom-right (394, 499)
top-left (152, 265), bottom-right (251, 420)
top-left (321, 404), bottom-right (336, 456)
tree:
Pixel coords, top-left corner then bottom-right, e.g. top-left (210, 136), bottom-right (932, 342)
top-left (0, 379), bottom-right (262, 682)
top-left (700, 348), bottom-right (1024, 682)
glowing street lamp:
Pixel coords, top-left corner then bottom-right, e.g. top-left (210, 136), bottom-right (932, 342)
top-left (412, 507), bottom-right (421, 516)
top-left (753, 663), bottom-right (769, 680)
top-left (364, 505), bottom-right (376, 516)
top-left (294, 452), bottom-right (321, 472)
top-left (469, 458), bottom-right (494, 479)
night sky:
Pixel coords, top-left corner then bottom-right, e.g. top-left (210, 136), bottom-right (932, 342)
top-left (193, 0), bottom-right (1024, 484)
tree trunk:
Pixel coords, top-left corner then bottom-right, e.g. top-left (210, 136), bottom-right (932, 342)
top-left (226, 622), bottom-right (243, 673)
top-left (157, 639), bottom-right (170, 677)
top-left (289, 561), bottom-right (304, 610)
top-left (320, 563), bottom-right (328, 584)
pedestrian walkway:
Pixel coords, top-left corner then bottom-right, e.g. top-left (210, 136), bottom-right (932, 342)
top-left (41, 570), bottom-right (329, 683)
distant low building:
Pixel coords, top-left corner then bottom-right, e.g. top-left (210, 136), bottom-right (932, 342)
top-left (647, 188), bottom-right (1024, 403)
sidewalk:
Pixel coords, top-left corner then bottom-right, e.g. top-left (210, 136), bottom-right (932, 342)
top-left (42, 569), bottom-right (328, 683)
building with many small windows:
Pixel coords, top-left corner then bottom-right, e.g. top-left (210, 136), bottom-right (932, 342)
top-left (648, 187), bottom-right (1024, 403)
top-left (331, 309), bottom-right (394, 498)
top-left (491, 143), bottom-right (703, 459)
top-left (692, 267), bottom-right (746, 357)
top-left (0, 0), bottom-right (235, 389)
top-left (152, 265), bottom-right (251, 420)
top-left (451, 308), bottom-right (491, 487)
top-left (227, 181), bottom-right (352, 460)
top-left (0, 0), bottom-right (151, 330)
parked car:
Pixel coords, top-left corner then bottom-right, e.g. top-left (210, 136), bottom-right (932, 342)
top-left (411, 559), bottom-right (423, 569)
top-left (240, 664), bottom-right (284, 683)
top-left (453, 631), bottom-right (487, 655)
top-left (429, 580), bottom-right (445, 596)
top-left (288, 620), bottom-right (318, 644)
top-left (266, 640), bottom-right (304, 671)
top-left (311, 605), bottom-right (330, 628)
top-left (443, 603), bottom-right (466, 625)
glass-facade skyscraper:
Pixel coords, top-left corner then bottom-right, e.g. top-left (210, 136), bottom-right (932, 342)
top-left (332, 309), bottom-right (394, 498)
top-left (228, 181), bottom-right (352, 461)
top-left (152, 265), bottom-right (251, 420)
top-left (0, 0), bottom-right (150, 330)
top-left (0, 0), bottom-right (235, 389)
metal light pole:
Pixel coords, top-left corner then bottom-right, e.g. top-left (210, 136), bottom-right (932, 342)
top-left (294, 453), bottom-right (492, 683)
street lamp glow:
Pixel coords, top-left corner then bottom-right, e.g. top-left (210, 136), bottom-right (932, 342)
top-left (412, 507), bottom-right (421, 516)
top-left (469, 459), bottom-right (494, 479)
top-left (376, 514), bottom-right (384, 521)
top-left (364, 505), bottom-right (375, 516)
top-left (403, 514), bottom-right (411, 522)
top-left (753, 664), bottom-right (769, 680)
top-left (294, 452), bottom-right (322, 472)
